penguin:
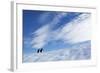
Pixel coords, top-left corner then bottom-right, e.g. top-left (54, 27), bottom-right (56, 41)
top-left (37, 48), bottom-right (43, 53)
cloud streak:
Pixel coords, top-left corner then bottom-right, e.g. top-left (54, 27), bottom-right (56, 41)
top-left (31, 12), bottom-right (91, 49)
top-left (31, 25), bottom-right (50, 49)
top-left (53, 13), bottom-right (91, 43)
top-left (31, 12), bottom-right (68, 49)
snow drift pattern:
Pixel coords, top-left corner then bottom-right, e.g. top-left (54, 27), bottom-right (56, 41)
top-left (23, 41), bottom-right (91, 62)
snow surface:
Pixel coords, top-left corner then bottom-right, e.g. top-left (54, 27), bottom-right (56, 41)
top-left (23, 41), bottom-right (91, 62)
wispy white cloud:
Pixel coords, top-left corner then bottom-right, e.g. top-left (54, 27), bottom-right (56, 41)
top-left (65, 17), bottom-right (91, 43)
top-left (31, 25), bottom-right (50, 49)
top-left (51, 12), bottom-right (68, 24)
top-left (38, 12), bottom-right (51, 24)
top-left (53, 13), bottom-right (91, 43)
top-left (31, 12), bottom-right (68, 49)
top-left (39, 12), bottom-right (68, 26)
top-left (31, 13), bottom-right (91, 49)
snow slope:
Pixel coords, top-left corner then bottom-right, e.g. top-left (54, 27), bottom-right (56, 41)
top-left (23, 41), bottom-right (91, 62)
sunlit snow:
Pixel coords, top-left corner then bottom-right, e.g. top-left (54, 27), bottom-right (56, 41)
top-left (23, 41), bottom-right (91, 62)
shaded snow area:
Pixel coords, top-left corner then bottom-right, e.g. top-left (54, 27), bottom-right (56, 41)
top-left (23, 41), bottom-right (91, 62)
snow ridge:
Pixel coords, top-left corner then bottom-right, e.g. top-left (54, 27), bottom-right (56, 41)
top-left (23, 41), bottom-right (91, 62)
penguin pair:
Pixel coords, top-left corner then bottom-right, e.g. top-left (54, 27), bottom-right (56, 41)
top-left (37, 48), bottom-right (43, 53)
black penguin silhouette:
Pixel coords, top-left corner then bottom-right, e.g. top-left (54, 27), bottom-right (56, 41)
top-left (40, 48), bottom-right (43, 53)
top-left (37, 48), bottom-right (43, 53)
top-left (37, 49), bottom-right (40, 53)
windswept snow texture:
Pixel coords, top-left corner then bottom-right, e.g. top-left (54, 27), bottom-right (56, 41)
top-left (23, 41), bottom-right (91, 62)
top-left (23, 10), bottom-right (91, 63)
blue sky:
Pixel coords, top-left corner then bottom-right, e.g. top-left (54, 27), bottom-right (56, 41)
top-left (23, 10), bottom-right (91, 54)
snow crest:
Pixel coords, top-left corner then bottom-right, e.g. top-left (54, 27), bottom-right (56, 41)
top-left (23, 41), bottom-right (91, 62)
